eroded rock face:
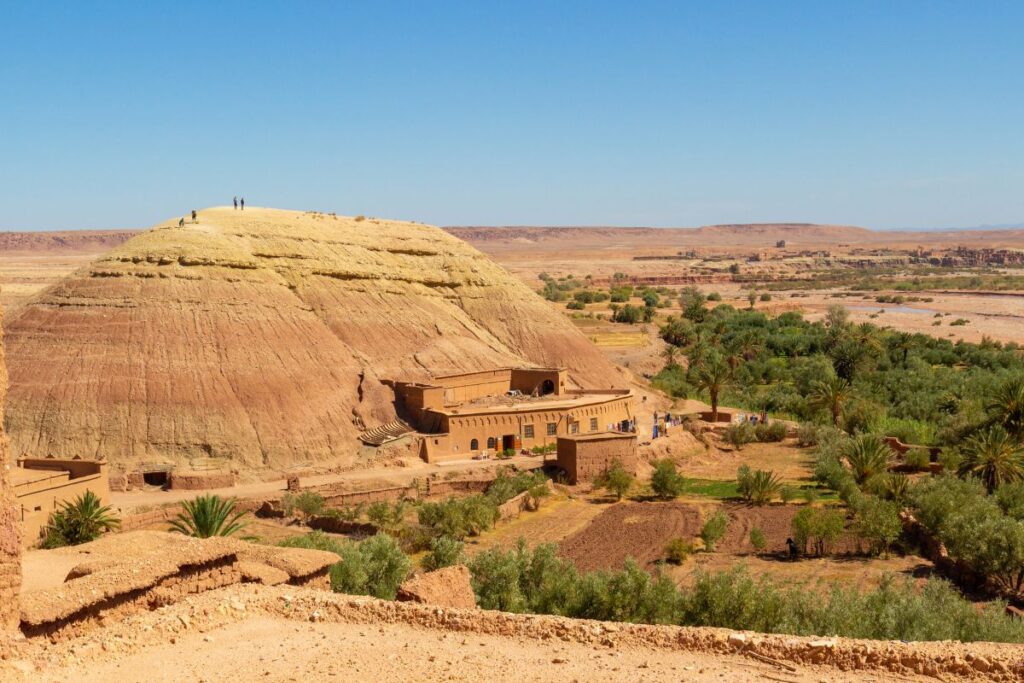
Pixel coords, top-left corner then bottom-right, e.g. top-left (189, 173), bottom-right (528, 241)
top-left (397, 565), bottom-right (476, 609)
top-left (0, 306), bottom-right (23, 631)
top-left (4, 208), bottom-right (621, 472)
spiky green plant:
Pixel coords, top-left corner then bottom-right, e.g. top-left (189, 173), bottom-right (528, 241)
top-left (809, 376), bottom-right (851, 428)
top-left (844, 434), bottom-right (891, 485)
top-left (959, 426), bottom-right (1024, 493)
top-left (42, 490), bottom-right (120, 548)
top-left (985, 376), bottom-right (1024, 439)
top-left (170, 495), bottom-right (249, 538)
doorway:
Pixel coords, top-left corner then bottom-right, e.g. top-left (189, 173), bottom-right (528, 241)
top-left (502, 434), bottom-right (515, 452)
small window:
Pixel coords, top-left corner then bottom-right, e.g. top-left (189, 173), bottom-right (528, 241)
top-left (546, 423), bottom-right (557, 436)
top-left (487, 437), bottom-right (496, 449)
top-left (470, 438), bottom-right (479, 450)
top-left (590, 417), bottom-right (598, 431)
top-left (524, 425), bottom-right (534, 439)
top-left (570, 422), bottom-right (579, 434)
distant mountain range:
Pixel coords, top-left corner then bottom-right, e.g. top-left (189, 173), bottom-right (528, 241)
top-left (895, 222), bottom-right (1024, 233)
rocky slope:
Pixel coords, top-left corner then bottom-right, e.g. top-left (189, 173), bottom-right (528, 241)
top-left (3, 208), bottom-right (622, 471)
top-left (0, 230), bottom-right (138, 254)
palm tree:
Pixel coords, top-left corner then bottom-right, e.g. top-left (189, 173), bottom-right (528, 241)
top-left (694, 353), bottom-right (731, 422)
top-left (959, 426), bottom-right (1024, 493)
top-left (853, 323), bottom-right (883, 355)
top-left (809, 376), bottom-right (851, 428)
top-left (889, 331), bottom-right (915, 367)
top-left (985, 375), bottom-right (1024, 439)
top-left (661, 344), bottom-right (680, 368)
top-left (170, 495), bottom-right (250, 538)
top-left (844, 434), bottom-right (892, 485)
top-left (42, 490), bottom-right (120, 548)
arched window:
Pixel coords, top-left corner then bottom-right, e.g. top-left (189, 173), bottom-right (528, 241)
top-left (470, 438), bottom-right (479, 451)
top-left (541, 379), bottom-right (555, 395)
top-left (487, 437), bottom-right (496, 449)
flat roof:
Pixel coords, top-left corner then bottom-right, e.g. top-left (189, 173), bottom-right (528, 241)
top-left (558, 432), bottom-right (637, 442)
top-left (428, 391), bottom-right (632, 417)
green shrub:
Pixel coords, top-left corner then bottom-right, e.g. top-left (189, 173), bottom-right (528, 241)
top-left (749, 527), bottom-right (767, 552)
top-left (41, 490), bottom-right (120, 548)
top-left (905, 449), bottom-right (931, 471)
top-left (665, 538), bottom-right (692, 564)
top-left (417, 495), bottom-right (499, 540)
top-left (422, 535), bottom-right (465, 571)
top-left (791, 506), bottom-right (844, 556)
top-left (724, 423), bottom-right (756, 451)
top-left (851, 495), bottom-right (902, 556)
top-left (780, 486), bottom-right (797, 504)
top-left (332, 533), bottom-right (411, 599)
top-left (650, 459), bottom-right (686, 499)
top-left (700, 510), bottom-right (729, 551)
top-left (802, 488), bottom-right (820, 506)
top-left (367, 500), bottom-right (408, 534)
top-left (596, 459), bottom-right (634, 500)
top-left (281, 491), bottom-right (326, 517)
top-left (755, 421), bottom-right (787, 442)
top-left (278, 530), bottom-right (347, 554)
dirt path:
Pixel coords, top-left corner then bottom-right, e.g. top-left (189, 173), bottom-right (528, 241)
top-left (110, 454), bottom-right (542, 513)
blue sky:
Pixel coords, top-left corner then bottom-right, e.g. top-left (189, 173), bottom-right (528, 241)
top-left (2, 1), bottom-right (1022, 231)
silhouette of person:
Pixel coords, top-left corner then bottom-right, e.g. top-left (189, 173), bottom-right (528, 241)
top-left (233, 197), bottom-right (238, 210)
top-left (191, 210), bottom-right (197, 223)
top-left (178, 217), bottom-right (184, 228)
top-left (240, 197), bottom-right (245, 210)
top-left (785, 538), bottom-right (799, 560)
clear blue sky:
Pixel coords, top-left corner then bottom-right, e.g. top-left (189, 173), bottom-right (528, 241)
top-left (2, 1), bottom-right (1023, 231)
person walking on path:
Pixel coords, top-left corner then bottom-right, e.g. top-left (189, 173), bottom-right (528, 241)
top-left (191, 210), bottom-right (197, 223)
top-left (178, 217), bottom-right (184, 227)
top-left (233, 197), bottom-right (238, 209)
top-left (240, 197), bottom-right (245, 210)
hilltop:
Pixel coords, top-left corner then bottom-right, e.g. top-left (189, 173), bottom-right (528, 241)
top-left (2, 208), bottom-right (622, 472)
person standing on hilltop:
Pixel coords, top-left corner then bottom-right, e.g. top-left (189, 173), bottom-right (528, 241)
top-left (240, 197), bottom-right (245, 210)
top-left (191, 210), bottom-right (197, 223)
top-left (233, 197), bottom-right (238, 210)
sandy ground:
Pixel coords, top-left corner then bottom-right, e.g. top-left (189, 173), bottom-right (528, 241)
top-left (15, 583), bottom-right (1021, 683)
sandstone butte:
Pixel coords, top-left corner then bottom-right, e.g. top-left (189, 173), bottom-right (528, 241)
top-left (2, 207), bottom-right (626, 473)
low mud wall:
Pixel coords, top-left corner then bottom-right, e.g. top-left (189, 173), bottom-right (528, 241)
top-left (169, 471), bottom-right (236, 490)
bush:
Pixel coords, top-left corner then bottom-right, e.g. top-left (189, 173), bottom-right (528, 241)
top-left (665, 538), bottom-right (692, 564)
top-left (802, 488), bottom-right (819, 506)
top-left (332, 533), bottom-right (411, 599)
top-left (755, 421), bottom-right (787, 442)
top-left (417, 495), bottom-right (499, 540)
top-left (700, 510), bottom-right (729, 551)
top-left (596, 460), bottom-right (635, 500)
top-left (422, 535), bottom-right (465, 571)
top-left (724, 423), bottom-right (756, 451)
top-left (851, 495), bottom-right (902, 556)
top-left (650, 459), bottom-right (686, 499)
top-left (749, 527), bottom-right (767, 552)
top-left (41, 490), bottom-right (120, 548)
top-left (791, 506), bottom-right (845, 556)
top-left (780, 486), bottom-right (797, 504)
top-left (367, 500), bottom-right (407, 534)
top-left (281, 491), bottom-right (325, 517)
top-left (760, 292), bottom-right (772, 302)
top-left (905, 449), bottom-right (931, 471)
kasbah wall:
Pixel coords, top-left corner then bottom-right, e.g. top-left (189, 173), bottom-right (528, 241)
top-left (0, 307), bottom-right (23, 631)
top-left (557, 434), bottom-right (638, 485)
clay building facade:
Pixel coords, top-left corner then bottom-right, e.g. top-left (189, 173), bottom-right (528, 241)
top-left (556, 432), bottom-right (638, 484)
top-left (14, 457), bottom-right (110, 545)
top-left (389, 368), bottom-right (635, 463)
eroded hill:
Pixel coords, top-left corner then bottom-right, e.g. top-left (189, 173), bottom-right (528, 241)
top-left (2, 208), bottom-right (622, 471)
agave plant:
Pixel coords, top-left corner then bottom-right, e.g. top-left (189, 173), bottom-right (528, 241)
top-left (959, 426), bottom-right (1024, 493)
top-left (844, 434), bottom-right (892, 485)
top-left (170, 495), bottom-right (249, 538)
top-left (42, 490), bottom-right (120, 548)
top-left (875, 472), bottom-right (910, 506)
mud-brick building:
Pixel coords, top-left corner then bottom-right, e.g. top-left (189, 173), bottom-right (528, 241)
top-left (556, 432), bottom-right (637, 484)
top-left (13, 456), bottom-right (110, 545)
top-left (388, 368), bottom-right (635, 463)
